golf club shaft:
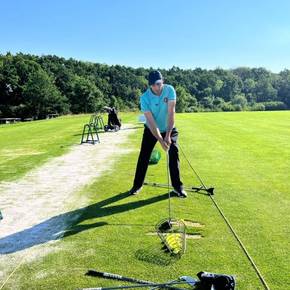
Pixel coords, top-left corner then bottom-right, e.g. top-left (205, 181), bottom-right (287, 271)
top-left (166, 151), bottom-right (171, 220)
top-left (177, 144), bottom-right (269, 288)
top-left (150, 280), bottom-right (178, 290)
top-left (86, 270), bottom-right (185, 290)
top-left (80, 281), bottom-right (190, 290)
top-left (144, 182), bottom-right (209, 194)
top-left (178, 143), bottom-right (208, 189)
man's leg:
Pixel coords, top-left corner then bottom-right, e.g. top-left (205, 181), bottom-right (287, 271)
top-left (132, 126), bottom-right (157, 192)
top-left (167, 128), bottom-right (184, 194)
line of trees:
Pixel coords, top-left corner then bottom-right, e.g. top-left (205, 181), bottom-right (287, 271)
top-left (1, 52), bottom-right (290, 119)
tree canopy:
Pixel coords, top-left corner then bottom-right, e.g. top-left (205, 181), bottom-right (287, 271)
top-left (0, 52), bottom-right (289, 119)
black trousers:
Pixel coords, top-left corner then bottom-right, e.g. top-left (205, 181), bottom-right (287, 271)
top-left (133, 126), bottom-right (183, 191)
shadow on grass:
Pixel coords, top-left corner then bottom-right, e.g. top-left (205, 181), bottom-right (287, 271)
top-left (0, 191), bottom-right (168, 254)
top-left (135, 247), bottom-right (179, 266)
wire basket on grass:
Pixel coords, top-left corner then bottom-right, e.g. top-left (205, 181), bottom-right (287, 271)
top-left (156, 218), bottom-right (186, 256)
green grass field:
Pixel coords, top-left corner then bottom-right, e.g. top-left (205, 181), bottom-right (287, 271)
top-left (0, 111), bottom-right (289, 289)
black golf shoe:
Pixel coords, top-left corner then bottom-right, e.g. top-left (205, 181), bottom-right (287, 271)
top-left (171, 188), bottom-right (187, 198)
top-left (129, 186), bottom-right (142, 195)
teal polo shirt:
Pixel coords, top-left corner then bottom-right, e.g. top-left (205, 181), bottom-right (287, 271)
top-left (140, 84), bottom-right (176, 133)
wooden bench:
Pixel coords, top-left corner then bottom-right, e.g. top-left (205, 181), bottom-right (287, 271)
top-left (23, 118), bottom-right (34, 122)
top-left (0, 118), bottom-right (21, 124)
top-left (46, 114), bottom-right (59, 119)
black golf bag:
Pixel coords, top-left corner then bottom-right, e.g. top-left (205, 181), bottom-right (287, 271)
top-left (104, 107), bottom-right (121, 132)
top-left (196, 272), bottom-right (236, 290)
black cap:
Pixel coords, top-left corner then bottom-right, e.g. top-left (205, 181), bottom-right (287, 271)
top-left (148, 70), bottom-right (163, 85)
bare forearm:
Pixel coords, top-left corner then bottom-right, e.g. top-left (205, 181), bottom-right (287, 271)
top-left (144, 111), bottom-right (169, 151)
top-left (147, 118), bottom-right (163, 142)
top-left (167, 112), bottom-right (174, 133)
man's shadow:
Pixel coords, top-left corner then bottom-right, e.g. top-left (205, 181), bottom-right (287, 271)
top-left (0, 191), bottom-right (168, 255)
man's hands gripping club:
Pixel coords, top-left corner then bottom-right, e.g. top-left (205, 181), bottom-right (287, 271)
top-left (143, 112), bottom-right (169, 151)
top-left (144, 100), bottom-right (175, 152)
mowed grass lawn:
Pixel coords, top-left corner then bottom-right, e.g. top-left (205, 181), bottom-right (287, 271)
top-left (0, 111), bottom-right (289, 289)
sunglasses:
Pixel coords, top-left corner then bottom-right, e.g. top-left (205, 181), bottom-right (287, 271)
top-left (154, 81), bottom-right (163, 86)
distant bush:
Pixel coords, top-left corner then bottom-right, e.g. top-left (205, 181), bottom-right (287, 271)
top-left (250, 103), bottom-right (265, 111)
top-left (261, 101), bottom-right (287, 111)
top-left (221, 102), bottom-right (235, 112)
top-left (231, 94), bottom-right (248, 109)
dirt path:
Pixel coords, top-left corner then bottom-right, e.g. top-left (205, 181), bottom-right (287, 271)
top-left (0, 124), bottom-right (138, 287)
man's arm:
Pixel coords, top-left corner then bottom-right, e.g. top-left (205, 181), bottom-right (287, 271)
top-left (165, 100), bottom-right (176, 144)
top-left (144, 111), bottom-right (169, 151)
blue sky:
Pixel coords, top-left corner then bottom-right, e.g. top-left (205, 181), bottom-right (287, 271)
top-left (1, 0), bottom-right (290, 72)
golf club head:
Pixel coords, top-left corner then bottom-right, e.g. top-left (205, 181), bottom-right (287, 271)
top-left (179, 276), bottom-right (198, 287)
top-left (207, 188), bottom-right (214, 195)
top-left (157, 220), bottom-right (172, 232)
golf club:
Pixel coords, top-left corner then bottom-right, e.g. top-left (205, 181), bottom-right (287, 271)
top-left (79, 280), bottom-right (195, 290)
top-left (85, 270), bottom-right (187, 290)
top-left (143, 182), bottom-right (214, 195)
top-left (178, 144), bottom-right (269, 290)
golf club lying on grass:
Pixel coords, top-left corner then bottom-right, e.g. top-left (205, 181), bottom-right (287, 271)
top-left (79, 281), bottom-right (192, 290)
top-left (143, 182), bottom-right (214, 196)
top-left (82, 270), bottom-right (235, 290)
top-left (83, 270), bottom-right (198, 290)
top-left (85, 270), bottom-right (189, 290)
top-left (86, 270), bottom-right (155, 284)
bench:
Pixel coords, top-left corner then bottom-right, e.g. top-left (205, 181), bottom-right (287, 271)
top-left (0, 118), bottom-right (21, 124)
top-left (46, 114), bottom-right (59, 119)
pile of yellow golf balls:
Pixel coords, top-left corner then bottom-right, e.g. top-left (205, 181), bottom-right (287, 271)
top-left (165, 233), bottom-right (183, 254)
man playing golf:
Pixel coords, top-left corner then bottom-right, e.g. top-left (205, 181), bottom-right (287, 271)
top-left (130, 70), bottom-right (187, 198)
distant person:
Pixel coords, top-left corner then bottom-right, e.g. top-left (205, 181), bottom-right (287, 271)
top-left (129, 70), bottom-right (186, 198)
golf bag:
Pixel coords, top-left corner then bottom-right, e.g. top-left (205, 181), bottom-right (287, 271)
top-left (196, 272), bottom-right (236, 290)
top-left (104, 107), bottom-right (121, 132)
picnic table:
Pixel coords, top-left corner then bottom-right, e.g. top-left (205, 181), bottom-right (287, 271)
top-left (0, 118), bottom-right (21, 124)
top-left (46, 113), bottom-right (59, 119)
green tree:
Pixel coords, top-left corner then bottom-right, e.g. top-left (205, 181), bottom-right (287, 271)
top-left (1, 52), bottom-right (290, 116)
top-left (277, 70), bottom-right (290, 108)
top-left (175, 86), bottom-right (196, 112)
top-left (231, 94), bottom-right (248, 109)
top-left (23, 68), bottom-right (68, 118)
top-left (213, 97), bottom-right (226, 110)
top-left (200, 96), bottom-right (214, 109)
top-left (69, 75), bottom-right (104, 113)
